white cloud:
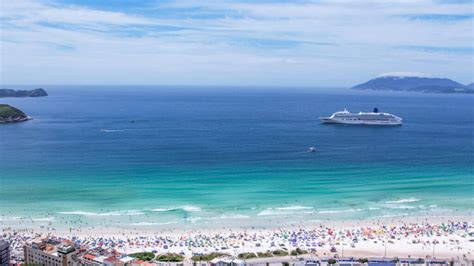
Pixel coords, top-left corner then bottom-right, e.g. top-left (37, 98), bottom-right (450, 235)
top-left (1, 0), bottom-right (154, 27)
top-left (0, 0), bottom-right (472, 86)
top-left (378, 72), bottom-right (432, 78)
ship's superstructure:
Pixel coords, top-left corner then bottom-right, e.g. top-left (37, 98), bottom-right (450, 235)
top-left (320, 108), bottom-right (402, 126)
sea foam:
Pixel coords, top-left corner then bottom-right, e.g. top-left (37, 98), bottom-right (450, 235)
top-left (59, 210), bottom-right (145, 216)
top-left (387, 205), bottom-right (416, 209)
top-left (151, 206), bottom-right (202, 212)
top-left (130, 221), bottom-right (178, 226)
top-left (258, 206), bottom-right (314, 216)
top-left (32, 217), bottom-right (55, 222)
top-left (0, 216), bottom-right (22, 221)
top-left (318, 208), bottom-right (365, 214)
top-left (218, 214), bottom-right (250, 219)
top-left (276, 206), bottom-right (314, 211)
top-left (385, 197), bottom-right (420, 204)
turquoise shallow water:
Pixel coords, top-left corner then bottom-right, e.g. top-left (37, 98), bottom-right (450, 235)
top-left (0, 86), bottom-right (473, 228)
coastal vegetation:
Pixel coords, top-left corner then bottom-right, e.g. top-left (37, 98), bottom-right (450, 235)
top-left (0, 88), bottom-right (48, 97)
top-left (191, 250), bottom-right (296, 261)
top-left (129, 252), bottom-right (156, 261)
top-left (190, 252), bottom-right (230, 261)
top-left (155, 253), bottom-right (184, 262)
top-left (0, 104), bottom-right (30, 123)
top-left (272, 249), bottom-right (289, 256)
top-left (237, 252), bottom-right (258, 260)
top-left (256, 251), bottom-right (273, 258)
top-left (290, 248), bottom-right (308, 256)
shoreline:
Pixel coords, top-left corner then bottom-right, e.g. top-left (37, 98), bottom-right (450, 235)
top-left (3, 215), bottom-right (473, 261)
top-left (1, 210), bottom-right (471, 231)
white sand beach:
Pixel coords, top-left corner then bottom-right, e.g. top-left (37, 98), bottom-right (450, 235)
top-left (3, 215), bottom-right (473, 262)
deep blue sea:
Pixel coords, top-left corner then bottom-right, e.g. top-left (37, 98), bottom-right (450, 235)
top-left (0, 86), bottom-right (473, 228)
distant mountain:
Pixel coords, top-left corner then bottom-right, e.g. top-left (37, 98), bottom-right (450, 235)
top-left (0, 88), bottom-right (48, 97)
top-left (467, 83), bottom-right (474, 90)
top-left (352, 76), bottom-right (473, 93)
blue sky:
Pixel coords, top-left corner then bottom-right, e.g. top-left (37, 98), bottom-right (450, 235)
top-left (0, 0), bottom-right (473, 86)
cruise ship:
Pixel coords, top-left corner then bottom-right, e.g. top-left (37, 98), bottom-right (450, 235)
top-left (319, 108), bottom-right (402, 126)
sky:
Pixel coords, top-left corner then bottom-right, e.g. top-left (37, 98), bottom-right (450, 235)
top-left (0, 0), bottom-right (473, 87)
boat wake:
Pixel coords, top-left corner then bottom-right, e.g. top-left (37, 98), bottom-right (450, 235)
top-left (100, 129), bottom-right (128, 133)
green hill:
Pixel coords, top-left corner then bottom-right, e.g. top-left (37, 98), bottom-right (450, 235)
top-left (352, 76), bottom-right (473, 93)
top-left (0, 104), bottom-right (30, 123)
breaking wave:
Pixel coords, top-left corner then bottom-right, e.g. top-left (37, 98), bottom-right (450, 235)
top-left (0, 216), bottom-right (22, 221)
top-left (58, 210), bottom-right (145, 216)
top-left (130, 221), bottom-right (178, 226)
top-left (386, 205), bottom-right (416, 209)
top-left (258, 206), bottom-right (314, 216)
top-left (385, 198), bottom-right (420, 204)
top-left (151, 206), bottom-right (202, 212)
top-left (318, 208), bottom-right (365, 214)
top-left (33, 217), bottom-right (55, 222)
top-left (276, 206), bottom-right (313, 211)
top-left (217, 214), bottom-right (250, 219)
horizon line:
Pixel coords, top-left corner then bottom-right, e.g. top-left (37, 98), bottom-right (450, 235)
top-left (1, 84), bottom-right (350, 88)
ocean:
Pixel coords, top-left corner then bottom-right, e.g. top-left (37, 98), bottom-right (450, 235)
top-left (0, 86), bottom-right (473, 229)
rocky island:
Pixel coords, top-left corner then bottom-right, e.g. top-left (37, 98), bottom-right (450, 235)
top-left (0, 88), bottom-right (48, 97)
top-left (352, 75), bottom-right (474, 93)
top-left (0, 104), bottom-right (31, 123)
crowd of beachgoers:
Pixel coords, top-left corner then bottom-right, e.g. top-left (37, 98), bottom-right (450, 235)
top-left (2, 218), bottom-right (473, 263)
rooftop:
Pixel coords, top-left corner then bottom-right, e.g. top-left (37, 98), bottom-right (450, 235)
top-left (78, 247), bottom-right (132, 265)
top-left (27, 238), bottom-right (76, 255)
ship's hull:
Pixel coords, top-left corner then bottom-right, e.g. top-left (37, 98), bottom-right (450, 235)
top-left (319, 117), bottom-right (401, 126)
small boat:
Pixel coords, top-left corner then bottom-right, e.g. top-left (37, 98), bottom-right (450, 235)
top-left (308, 147), bottom-right (317, 153)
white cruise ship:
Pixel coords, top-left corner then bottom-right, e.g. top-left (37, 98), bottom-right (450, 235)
top-left (319, 108), bottom-right (402, 126)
